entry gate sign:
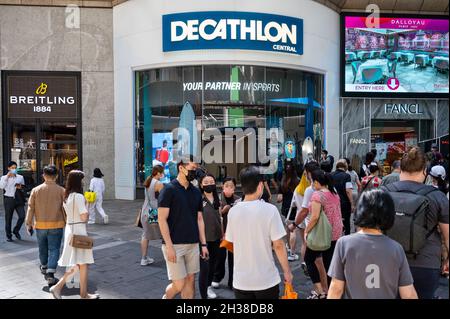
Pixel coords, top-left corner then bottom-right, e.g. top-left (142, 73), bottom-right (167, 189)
top-left (163, 11), bottom-right (303, 55)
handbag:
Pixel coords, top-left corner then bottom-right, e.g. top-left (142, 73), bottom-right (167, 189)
top-left (306, 192), bottom-right (332, 251)
top-left (135, 209), bottom-right (143, 228)
top-left (68, 194), bottom-right (94, 249)
top-left (142, 187), bottom-right (162, 240)
top-left (84, 190), bottom-right (97, 203)
top-left (281, 282), bottom-right (298, 299)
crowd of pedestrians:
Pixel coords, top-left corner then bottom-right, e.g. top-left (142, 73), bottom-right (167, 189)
top-left (1, 143), bottom-right (448, 300)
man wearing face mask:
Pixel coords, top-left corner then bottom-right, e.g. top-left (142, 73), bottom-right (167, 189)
top-left (226, 166), bottom-right (293, 299)
top-left (0, 161), bottom-right (26, 242)
top-left (158, 156), bottom-right (209, 299)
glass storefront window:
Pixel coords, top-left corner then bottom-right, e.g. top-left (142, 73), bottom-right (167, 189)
top-left (135, 65), bottom-right (325, 187)
top-left (10, 121), bottom-right (37, 188)
top-left (40, 144), bottom-right (79, 185)
top-left (41, 122), bottom-right (77, 142)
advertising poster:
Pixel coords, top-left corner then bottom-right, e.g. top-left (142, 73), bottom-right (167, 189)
top-left (387, 141), bottom-right (406, 154)
top-left (344, 16), bottom-right (449, 95)
top-left (405, 133), bottom-right (418, 147)
top-left (152, 132), bottom-right (173, 183)
top-left (375, 143), bottom-right (387, 161)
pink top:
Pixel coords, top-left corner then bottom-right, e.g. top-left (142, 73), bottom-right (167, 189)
top-left (309, 191), bottom-right (343, 241)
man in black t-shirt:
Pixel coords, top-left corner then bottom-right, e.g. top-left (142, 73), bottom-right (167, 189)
top-left (158, 157), bottom-right (209, 299)
top-left (331, 159), bottom-right (354, 235)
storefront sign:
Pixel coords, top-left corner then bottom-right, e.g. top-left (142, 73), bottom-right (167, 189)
top-left (384, 103), bottom-right (424, 115)
top-left (350, 138), bottom-right (367, 144)
top-left (183, 81), bottom-right (280, 92)
top-left (163, 11), bottom-right (303, 55)
top-left (4, 72), bottom-right (80, 119)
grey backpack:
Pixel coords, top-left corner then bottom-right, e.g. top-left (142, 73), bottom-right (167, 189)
top-left (382, 184), bottom-right (439, 257)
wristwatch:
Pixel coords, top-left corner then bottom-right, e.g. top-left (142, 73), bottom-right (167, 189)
top-left (201, 243), bottom-right (207, 247)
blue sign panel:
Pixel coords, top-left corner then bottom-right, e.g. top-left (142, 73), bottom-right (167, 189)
top-left (163, 11), bottom-right (303, 55)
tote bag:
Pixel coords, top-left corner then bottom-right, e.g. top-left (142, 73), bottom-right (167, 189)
top-left (306, 193), bottom-right (332, 251)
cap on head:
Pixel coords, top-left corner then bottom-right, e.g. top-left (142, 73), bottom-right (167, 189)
top-left (430, 165), bottom-right (446, 180)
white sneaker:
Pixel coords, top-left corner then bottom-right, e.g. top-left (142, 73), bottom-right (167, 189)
top-left (288, 253), bottom-right (299, 262)
top-left (88, 221), bottom-right (95, 225)
top-left (141, 257), bottom-right (154, 266)
top-left (103, 215), bottom-right (109, 224)
top-left (207, 287), bottom-right (217, 299)
top-left (211, 281), bottom-right (220, 289)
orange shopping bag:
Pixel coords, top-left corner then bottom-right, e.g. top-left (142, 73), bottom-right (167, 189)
top-left (220, 239), bottom-right (233, 253)
top-left (281, 282), bottom-right (298, 299)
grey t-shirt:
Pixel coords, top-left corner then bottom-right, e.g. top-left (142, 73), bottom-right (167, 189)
top-left (328, 233), bottom-right (413, 299)
top-left (381, 172), bottom-right (400, 186)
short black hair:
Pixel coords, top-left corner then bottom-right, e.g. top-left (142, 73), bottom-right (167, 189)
top-left (322, 150), bottom-right (328, 155)
top-left (354, 189), bottom-right (395, 231)
top-left (7, 161), bottom-right (17, 168)
top-left (369, 164), bottom-right (379, 174)
top-left (320, 161), bottom-right (332, 173)
top-left (392, 160), bottom-right (401, 170)
top-left (177, 155), bottom-right (196, 171)
top-left (240, 166), bottom-right (263, 195)
top-left (43, 165), bottom-right (58, 177)
top-left (223, 177), bottom-right (236, 186)
top-left (304, 161), bottom-right (320, 174)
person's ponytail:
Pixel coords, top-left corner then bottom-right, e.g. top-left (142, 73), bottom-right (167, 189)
top-left (324, 172), bottom-right (337, 195)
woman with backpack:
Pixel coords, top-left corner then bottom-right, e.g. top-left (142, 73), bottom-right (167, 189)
top-left (304, 170), bottom-right (343, 299)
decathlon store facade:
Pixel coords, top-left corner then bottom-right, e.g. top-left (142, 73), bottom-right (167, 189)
top-left (113, 0), bottom-right (340, 199)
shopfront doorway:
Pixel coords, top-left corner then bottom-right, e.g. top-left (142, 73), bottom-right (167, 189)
top-left (371, 119), bottom-right (434, 175)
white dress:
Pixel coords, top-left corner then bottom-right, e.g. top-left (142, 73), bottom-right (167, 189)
top-left (58, 193), bottom-right (94, 267)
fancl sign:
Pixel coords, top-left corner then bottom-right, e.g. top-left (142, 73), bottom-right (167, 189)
top-left (162, 12), bottom-right (303, 55)
top-left (384, 103), bottom-right (424, 115)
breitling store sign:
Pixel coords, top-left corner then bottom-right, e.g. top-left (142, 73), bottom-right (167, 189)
top-left (3, 71), bottom-right (80, 119)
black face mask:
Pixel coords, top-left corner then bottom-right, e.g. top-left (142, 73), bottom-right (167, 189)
top-left (203, 185), bottom-right (216, 194)
top-left (185, 169), bottom-right (197, 182)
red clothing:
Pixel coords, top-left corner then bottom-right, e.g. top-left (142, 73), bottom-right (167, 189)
top-left (361, 175), bottom-right (382, 190)
top-left (156, 148), bottom-right (169, 164)
top-left (309, 191), bottom-right (343, 241)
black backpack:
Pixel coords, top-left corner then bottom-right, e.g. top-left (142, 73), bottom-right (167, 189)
top-left (382, 184), bottom-right (439, 257)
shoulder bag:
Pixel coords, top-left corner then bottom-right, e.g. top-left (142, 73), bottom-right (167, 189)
top-left (69, 194), bottom-right (94, 249)
top-left (143, 186), bottom-right (162, 240)
top-left (306, 192), bottom-right (332, 251)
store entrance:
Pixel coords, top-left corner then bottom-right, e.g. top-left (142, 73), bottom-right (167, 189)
top-left (371, 119), bottom-right (434, 175)
top-left (5, 119), bottom-right (81, 189)
top-left (202, 105), bottom-right (266, 184)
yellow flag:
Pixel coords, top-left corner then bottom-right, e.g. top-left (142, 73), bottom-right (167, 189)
top-left (295, 173), bottom-right (310, 196)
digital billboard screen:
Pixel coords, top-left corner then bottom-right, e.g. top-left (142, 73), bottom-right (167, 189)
top-left (342, 14), bottom-right (449, 97)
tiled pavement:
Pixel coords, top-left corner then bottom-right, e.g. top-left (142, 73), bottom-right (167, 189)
top-left (0, 200), bottom-right (448, 299)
